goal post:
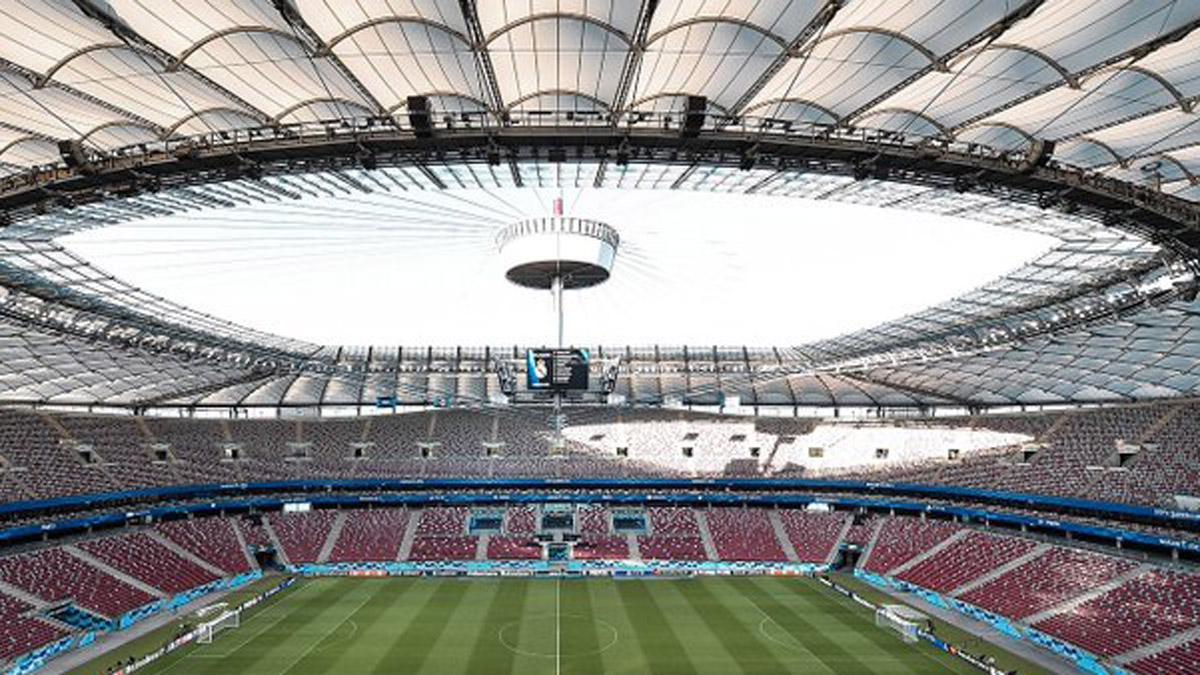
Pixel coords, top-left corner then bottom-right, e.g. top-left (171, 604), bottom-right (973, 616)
top-left (875, 605), bottom-right (921, 644)
top-left (197, 609), bottom-right (240, 644)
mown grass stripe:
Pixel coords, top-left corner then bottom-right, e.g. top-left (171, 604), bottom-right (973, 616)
top-left (673, 578), bottom-right (790, 674)
top-left (464, 579), bottom-right (531, 674)
top-left (561, 579), bottom-right (604, 675)
top-left (369, 579), bottom-right (471, 674)
top-left (326, 577), bottom-right (438, 673)
top-left (223, 579), bottom-right (364, 674)
top-left (280, 579), bottom-right (413, 674)
top-left (731, 577), bottom-right (889, 675)
top-left (614, 580), bottom-right (697, 675)
top-left (770, 577), bottom-right (966, 674)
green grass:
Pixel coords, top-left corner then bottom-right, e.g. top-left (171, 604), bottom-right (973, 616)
top-left (833, 574), bottom-right (1054, 675)
top-left (73, 575), bottom-right (1053, 675)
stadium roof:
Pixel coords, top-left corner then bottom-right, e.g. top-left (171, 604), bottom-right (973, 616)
top-left (0, 0), bottom-right (1199, 410)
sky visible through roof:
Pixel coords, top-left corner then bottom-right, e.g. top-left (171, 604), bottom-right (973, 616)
top-left (61, 188), bottom-right (1053, 347)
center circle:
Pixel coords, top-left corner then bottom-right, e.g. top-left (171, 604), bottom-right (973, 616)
top-left (497, 613), bottom-right (619, 658)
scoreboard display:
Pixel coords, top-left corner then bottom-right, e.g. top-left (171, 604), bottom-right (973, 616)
top-left (526, 348), bottom-right (590, 391)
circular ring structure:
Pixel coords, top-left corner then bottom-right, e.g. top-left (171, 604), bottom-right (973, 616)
top-left (497, 216), bottom-right (620, 290)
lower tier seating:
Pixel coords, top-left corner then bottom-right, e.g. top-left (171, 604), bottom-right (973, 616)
top-left (637, 535), bottom-right (707, 561)
top-left (573, 536), bottom-right (629, 560)
top-left (0, 548), bottom-right (156, 619)
top-left (408, 536), bottom-right (477, 561)
top-left (778, 511), bottom-right (849, 563)
top-left (704, 508), bottom-right (787, 561)
top-left (0, 593), bottom-right (70, 663)
top-left (486, 536), bottom-right (541, 560)
top-left (1128, 637), bottom-right (1200, 675)
top-left (155, 518), bottom-right (251, 575)
top-left (861, 518), bottom-right (961, 574)
top-left (328, 509), bottom-right (409, 563)
top-left (80, 532), bottom-right (218, 594)
top-left (958, 547), bottom-right (1137, 619)
top-left (896, 532), bottom-right (1038, 594)
top-left (1034, 569), bottom-right (1200, 658)
top-left (268, 512), bottom-right (338, 564)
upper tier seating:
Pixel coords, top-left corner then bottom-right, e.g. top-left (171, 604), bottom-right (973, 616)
top-left (1, 404), bottom-right (1197, 508)
top-left (79, 532), bottom-right (218, 594)
top-left (0, 548), bottom-right (155, 618)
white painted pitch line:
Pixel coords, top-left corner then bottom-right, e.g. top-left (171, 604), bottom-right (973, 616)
top-left (269, 584), bottom-right (378, 675)
top-left (555, 577), bottom-right (562, 675)
top-left (191, 581), bottom-right (319, 659)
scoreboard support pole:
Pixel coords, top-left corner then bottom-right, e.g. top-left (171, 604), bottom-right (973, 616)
top-left (552, 274), bottom-right (565, 450)
top-left (552, 274), bottom-right (564, 348)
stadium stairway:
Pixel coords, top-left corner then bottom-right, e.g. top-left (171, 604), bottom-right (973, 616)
top-left (0, 473), bottom-right (34, 501)
top-left (147, 531), bottom-right (226, 577)
top-left (316, 512), bottom-right (348, 564)
top-left (475, 535), bottom-right (489, 561)
top-left (950, 543), bottom-right (1052, 597)
top-left (626, 534), bottom-right (641, 561)
top-left (1116, 625), bottom-right (1200, 665)
top-left (767, 510), bottom-right (800, 562)
top-left (857, 519), bottom-right (886, 570)
top-left (230, 519), bottom-right (260, 571)
top-left (0, 579), bottom-right (47, 609)
top-left (63, 546), bottom-right (166, 599)
top-left (1038, 412), bottom-right (1072, 444)
top-left (41, 412), bottom-right (124, 494)
top-left (396, 511), bottom-right (420, 561)
top-left (262, 518), bottom-right (291, 566)
top-left (1022, 563), bottom-right (1154, 624)
top-left (694, 511), bottom-right (719, 561)
top-left (886, 529), bottom-right (970, 576)
top-left (1135, 402), bottom-right (1187, 444)
top-left (830, 516), bottom-right (854, 566)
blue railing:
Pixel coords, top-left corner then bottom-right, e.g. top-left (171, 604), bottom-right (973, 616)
top-left (0, 478), bottom-right (1196, 555)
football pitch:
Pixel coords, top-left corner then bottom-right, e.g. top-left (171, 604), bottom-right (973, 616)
top-left (125, 576), bottom-right (1014, 675)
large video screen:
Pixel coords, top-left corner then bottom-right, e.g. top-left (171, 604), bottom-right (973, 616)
top-left (526, 348), bottom-right (590, 391)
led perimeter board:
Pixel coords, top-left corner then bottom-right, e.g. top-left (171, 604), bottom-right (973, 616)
top-left (526, 348), bottom-right (590, 391)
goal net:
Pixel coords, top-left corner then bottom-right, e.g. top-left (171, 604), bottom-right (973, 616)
top-left (875, 605), bottom-right (922, 644)
top-left (197, 609), bottom-right (240, 644)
